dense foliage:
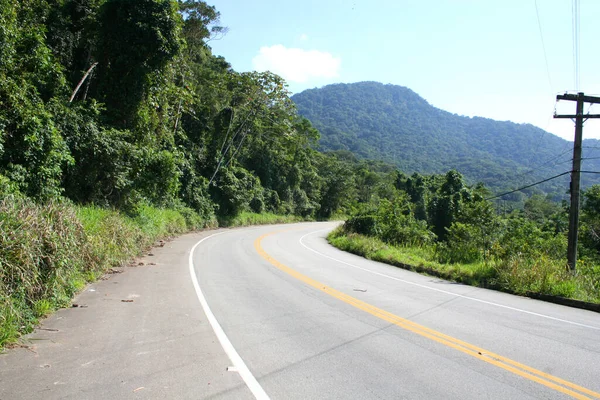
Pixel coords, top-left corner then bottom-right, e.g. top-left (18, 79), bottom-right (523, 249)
top-left (292, 82), bottom-right (600, 201)
top-left (2, 1), bottom-right (600, 347)
top-left (340, 170), bottom-right (600, 302)
top-left (0, 0), bottom-right (386, 346)
top-left (0, 0), bottom-right (367, 221)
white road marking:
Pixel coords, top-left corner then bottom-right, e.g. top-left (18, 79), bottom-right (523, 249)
top-left (299, 229), bottom-right (600, 331)
top-left (189, 231), bottom-right (270, 400)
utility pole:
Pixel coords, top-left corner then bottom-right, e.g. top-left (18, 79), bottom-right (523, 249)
top-left (554, 92), bottom-right (600, 271)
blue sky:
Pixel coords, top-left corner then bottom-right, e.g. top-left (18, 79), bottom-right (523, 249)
top-left (207, 0), bottom-right (600, 140)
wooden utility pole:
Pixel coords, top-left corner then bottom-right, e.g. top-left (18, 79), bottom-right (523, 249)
top-left (554, 92), bottom-right (600, 271)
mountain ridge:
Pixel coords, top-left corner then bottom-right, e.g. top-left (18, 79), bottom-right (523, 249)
top-left (292, 81), bottom-right (600, 197)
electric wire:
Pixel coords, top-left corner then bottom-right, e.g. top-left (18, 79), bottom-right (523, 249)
top-left (572, 0), bottom-right (580, 90)
top-left (534, 0), bottom-right (553, 92)
top-left (218, 108), bottom-right (235, 155)
top-left (485, 171), bottom-right (571, 200)
top-left (508, 147), bottom-right (572, 181)
top-left (208, 109), bottom-right (256, 186)
top-left (531, 1), bottom-right (554, 154)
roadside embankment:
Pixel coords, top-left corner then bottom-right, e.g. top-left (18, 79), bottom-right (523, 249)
top-left (0, 196), bottom-right (303, 348)
top-left (327, 226), bottom-right (600, 311)
top-left (0, 196), bottom-right (210, 347)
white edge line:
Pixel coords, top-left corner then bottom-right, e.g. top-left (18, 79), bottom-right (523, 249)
top-left (189, 231), bottom-right (270, 400)
top-left (299, 229), bottom-right (600, 331)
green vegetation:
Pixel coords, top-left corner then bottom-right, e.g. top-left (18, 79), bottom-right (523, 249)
top-left (0, 1), bottom-right (410, 348)
top-left (0, 0), bottom-right (345, 219)
top-left (0, 196), bottom-right (200, 347)
top-left (329, 170), bottom-right (600, 304)
top-left (0, 0), bottom-right (369, 348)
top-left (221, 212), bottom-right (304, 227)
top-left (292, 81), bottom-right (600, 201)
top-left (2, 0), bottom-right (600, 349)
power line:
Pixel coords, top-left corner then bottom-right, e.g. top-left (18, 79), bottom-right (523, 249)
top-left (208, 110), bottom-right (255, 186)
top-left (508, 147), bottom-right (572, 180)
top-left (534, 0), bottom-right (553, 92)
top-left (531, 0), bottom-right (556, 155)
top-left (486, 171), bottom-right (570, 201)
top-left (532, 103), bottom-right (560, 155)
top-left (572, 0), bottom-right (581, 90)
top-left (583, 144), bottom-right (600, 163)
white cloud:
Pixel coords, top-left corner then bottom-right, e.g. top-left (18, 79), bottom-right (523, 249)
top-left (252, 45), bottom-right (341, 83)
top-left (299, 33), bottom-right (309, 41)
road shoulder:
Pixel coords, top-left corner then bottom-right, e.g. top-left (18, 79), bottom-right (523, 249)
top-left (0, 229), bottom-right (252, 400)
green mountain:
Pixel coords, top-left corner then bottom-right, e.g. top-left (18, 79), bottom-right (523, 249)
top-left (292, 81), bottom-right (600, 198)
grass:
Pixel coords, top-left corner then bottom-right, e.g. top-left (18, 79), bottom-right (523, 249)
top-left (1, 201), bottom-right (309, 349)
top-left (220, 211), bottom-right (304, 227)
top-left (0, 198), bottom-right (211, 349)
top-left (327, 227), bottom-right (600, 305)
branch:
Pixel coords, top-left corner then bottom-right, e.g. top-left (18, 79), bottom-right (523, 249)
top-left (69, 62), bottom-right (99, 103)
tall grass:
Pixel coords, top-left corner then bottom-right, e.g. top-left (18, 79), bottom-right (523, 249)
top-left (328, 227), bottom-right (600, 304)
top-left (1, 197), bottom-right (90, 347)
top-left (1, 200), bottom-right (308, 348)
top-left (220, 211), bottom-right (304, 227)
top-left (0, 198), bottom-right (209, 348)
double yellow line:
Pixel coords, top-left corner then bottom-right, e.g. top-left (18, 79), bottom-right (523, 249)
top-left (254, 232), bottom-right (600, 400)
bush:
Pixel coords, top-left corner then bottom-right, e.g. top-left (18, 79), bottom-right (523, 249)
top-left (263, 189), bottom-right (281, 213)
top-left (0, 174), bottom-right (21, 197)
top-left (345, 213), bottom-right (378, 236)
top-left (437, 222), bottom-right (483, 264)
top-left (492, 217), bottom-right (566, 260)
top-left (345, 198), bottom-right (434, 247)
top-left (211, 166), bottom-right (262, 217)
top-left (175, 203), bottom-right (216, 230)
top-left (249, 196), bottom-right (264, 214)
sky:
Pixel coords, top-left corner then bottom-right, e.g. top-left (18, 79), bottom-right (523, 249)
top-left (206, 0), bottom-right (600, 141)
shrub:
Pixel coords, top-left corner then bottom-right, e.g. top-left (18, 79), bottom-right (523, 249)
top-left (345, 213), bottom-right (378, 236)
top-left (437, 222), bottom-right (483, 264)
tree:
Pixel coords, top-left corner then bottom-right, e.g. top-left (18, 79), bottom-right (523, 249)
top-left (94, 0), bottom-right (182, 125)
top-left (580, 185), bottom-right (600, 255)
top-left (316, 154), bottom-right (356, 218)
top-left (0, 0), bottom-right (73, 199)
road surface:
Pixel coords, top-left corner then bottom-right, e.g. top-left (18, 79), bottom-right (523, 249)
top-left (1, 222), bottom-right (599, 399)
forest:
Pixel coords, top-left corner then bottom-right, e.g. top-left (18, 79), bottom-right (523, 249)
top-left (292, 81), bottom-right (600, 200)
top-left (1, 0), bottom-right (599, 347)
top-left (0, 0), bottom-right (359, 220)
top-left (330, 169), bottom-right (600, 305)
top-left (0, 0), bottom-right (368, 346)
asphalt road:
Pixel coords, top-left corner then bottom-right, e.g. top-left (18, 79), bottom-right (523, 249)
top-left (2, 221), bottom-right (600, 399)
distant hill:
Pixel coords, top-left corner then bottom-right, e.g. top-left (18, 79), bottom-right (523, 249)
top-left (292, 82), bottom-right (600, 199)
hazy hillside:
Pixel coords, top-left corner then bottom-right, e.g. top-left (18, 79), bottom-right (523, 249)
top-left (292, 82), bottom-right (600, 197)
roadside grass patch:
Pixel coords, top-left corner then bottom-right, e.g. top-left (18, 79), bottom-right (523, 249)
top-left (220, 211), bottom-right (304, 227)
top-left (327, 227), bottom-right (600, 304)
top-left (1, 199), bottom-right (309, 349)
top-left (0, 198), bottom-right (211, 349)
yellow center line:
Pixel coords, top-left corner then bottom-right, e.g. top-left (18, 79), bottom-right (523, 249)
top-left (254, 231), bottom-right (600, 400)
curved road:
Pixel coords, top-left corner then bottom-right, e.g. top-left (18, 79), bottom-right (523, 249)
top-left (2, 222), bottom-right (600, 399)
top-left (192, 222), bottom-right (600, 400)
